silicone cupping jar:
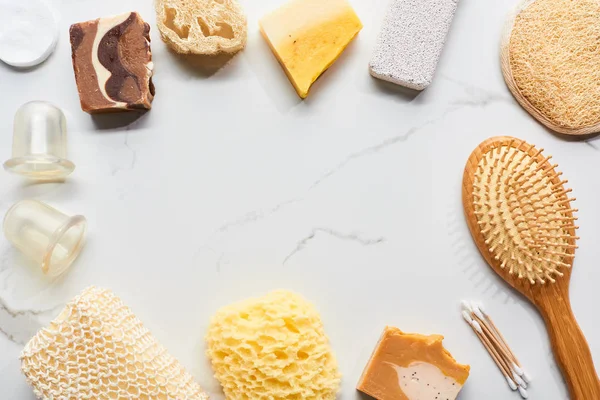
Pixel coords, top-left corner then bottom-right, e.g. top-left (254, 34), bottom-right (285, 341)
top-left (3, 200), bottom-right (87, 277)
top-left (3, 101), bottom-right (75, 180)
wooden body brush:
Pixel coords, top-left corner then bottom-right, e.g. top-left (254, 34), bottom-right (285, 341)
top-left (462, 136), bottom-right (600, 399)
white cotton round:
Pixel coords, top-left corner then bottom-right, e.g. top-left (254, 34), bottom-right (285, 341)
top-left (0, 0), bottom-right (58, 68)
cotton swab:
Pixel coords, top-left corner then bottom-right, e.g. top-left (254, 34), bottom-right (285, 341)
top-left (462, 311), bottom-right (518, 391)
top-left (461, 301), bottom-right (530, 399)
top-left (475, 302), bottom-right (532, 382)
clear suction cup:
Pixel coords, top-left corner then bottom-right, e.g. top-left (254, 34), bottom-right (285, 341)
top-left (3, 101), bottom-right (75, 180)
top-left (3, 200), bottom-right (87, 277)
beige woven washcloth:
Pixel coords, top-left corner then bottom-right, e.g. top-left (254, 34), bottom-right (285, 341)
top-left (21, 287), bottom-right (209, 400)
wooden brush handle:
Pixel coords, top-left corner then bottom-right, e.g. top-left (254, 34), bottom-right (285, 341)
top-left (539, 298), bottom-right (600, 399)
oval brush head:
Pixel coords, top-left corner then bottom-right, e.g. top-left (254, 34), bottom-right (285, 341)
top-left (464, 137), bottom-right (578, 285)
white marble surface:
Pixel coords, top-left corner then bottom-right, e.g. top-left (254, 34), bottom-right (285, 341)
top-left (0, 0), bottom-right (598, 399)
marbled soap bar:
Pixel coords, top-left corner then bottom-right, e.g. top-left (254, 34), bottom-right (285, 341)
top-left (357, 327), bottom-right (470, 400)
top-left (69, 12), bottom-right (155, 113)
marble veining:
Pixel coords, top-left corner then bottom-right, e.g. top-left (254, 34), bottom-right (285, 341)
top-left (111, 131), bottom-right (139, 176)
top-left (216, 79), bottom-right (511, 247)
top-left (283, 227), bottom-right (386, 265)
top-left (214, 198), bottom-right (303, 236)
top-left (0, 296), bottom-right (61, 344)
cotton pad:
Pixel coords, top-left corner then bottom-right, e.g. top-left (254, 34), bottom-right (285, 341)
top-left (0, 0), bottom-right (58, 68)
top-left (369, 0), bottom-right (459, 90)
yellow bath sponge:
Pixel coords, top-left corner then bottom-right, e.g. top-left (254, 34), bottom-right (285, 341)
top-left (206, 290), bottom-right (341, 400)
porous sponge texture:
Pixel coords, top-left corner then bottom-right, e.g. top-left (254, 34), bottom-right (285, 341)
top-left (206, 290), bottom-right (341, 400)
top-left (155, 0), bottom-right (247, 54)
top-left (503, 0), bottom-right (600, 134)
top-left (369, 0), bottom-right (459, 90)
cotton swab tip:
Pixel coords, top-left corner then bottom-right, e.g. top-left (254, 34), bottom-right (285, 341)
top-left (506, 376), bottom-right (518, 391)
top-left (512, 362), bottom-right (524, 376)
top-left (471, 320), bottom-right (483, 334)
top-left (477, 302), bottom-right (487, 315)
top-left (513, 371), bottom-right (527, 388)
top-left (522, 370), bottom-right (532, 383)
top-left (518, 386), bottom-right (529, 399)
top-left (461, 300), bottom-right (473, 312)
top-left (472, 303), bottom-right (485, 320)
top-left (462, 310), bottom-right (473, 324)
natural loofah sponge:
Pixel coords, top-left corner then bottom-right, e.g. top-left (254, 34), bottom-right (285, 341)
top-left (502, 0), bottom-right (600, 136)
top-left (155, 0), bottom-right (247, 55)
top-left (206, 290), bottom-right (341, 400)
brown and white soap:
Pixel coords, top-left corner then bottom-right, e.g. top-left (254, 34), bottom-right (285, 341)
top-left (69, 12), bottom-right (155, 114)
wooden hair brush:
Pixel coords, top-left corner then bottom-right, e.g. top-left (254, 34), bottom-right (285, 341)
top-left (462, 136), bottom-right (600, 399)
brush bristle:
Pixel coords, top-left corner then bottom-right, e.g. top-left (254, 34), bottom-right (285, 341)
top-left (472, 139), bottom-right (578, 284)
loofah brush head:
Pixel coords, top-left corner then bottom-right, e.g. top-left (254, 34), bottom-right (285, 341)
top-left (501, 0), bottom-right (600, 136)
top-left (463, 137), bottom-right (578, 286)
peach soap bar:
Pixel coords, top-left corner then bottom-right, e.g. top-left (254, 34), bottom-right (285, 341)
top-left (259, 0), bottom-right (362, 98)
top-left (357, 327), bottom-right (470, 400)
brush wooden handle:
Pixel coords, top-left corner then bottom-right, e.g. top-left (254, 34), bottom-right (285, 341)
top-left (538, 297), bottom-right (600, 399)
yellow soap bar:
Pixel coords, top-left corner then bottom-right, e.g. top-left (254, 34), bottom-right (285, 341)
top-left (259, 0), bottom-right (362, 98)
